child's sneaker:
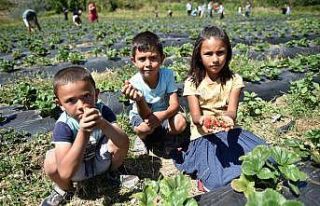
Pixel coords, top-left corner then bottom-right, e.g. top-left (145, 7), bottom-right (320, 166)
top-left (41, 186), bottom-right (74, 206)
top-left (131, 137), bottom-right (148, 155)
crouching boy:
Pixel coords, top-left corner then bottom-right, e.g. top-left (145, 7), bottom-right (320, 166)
top-left (41, 66), bottom-right (129, 206)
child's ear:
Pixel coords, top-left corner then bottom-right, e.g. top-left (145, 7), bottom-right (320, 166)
top-left (95, 88), bottom-right (100, 101)
top-left (55, 98), bottom-right (65, 111)
top-left (131, 56), bottom-right (136, 63)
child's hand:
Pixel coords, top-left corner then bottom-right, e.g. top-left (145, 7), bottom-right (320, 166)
top-left (144, 113), bottom-right (161, 129)
top-left (199, 115), bottom-right (212, 133)
top-left (200, 115), bottom-right (234, 134)
top-left (121, 80), bottom-right (143, 102)
top-left (79, 107), bottom-right (102, 133)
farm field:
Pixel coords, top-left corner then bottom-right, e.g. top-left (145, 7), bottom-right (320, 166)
top-left (0, 8), bottom-right (320, 206)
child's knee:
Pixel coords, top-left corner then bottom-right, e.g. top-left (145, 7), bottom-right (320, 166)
top-left (172, 114), bottom-right (187, 133)
top-left (44, 150), bottom-right (58, 176)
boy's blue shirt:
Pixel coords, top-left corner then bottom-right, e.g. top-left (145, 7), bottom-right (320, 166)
top-left (52, 102), bottom-right (116, 144)
top-left (129, 68), bottom-right (177, 119)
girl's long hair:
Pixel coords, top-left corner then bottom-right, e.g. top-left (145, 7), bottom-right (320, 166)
top-left (188, 25), bottom-right (233, 87)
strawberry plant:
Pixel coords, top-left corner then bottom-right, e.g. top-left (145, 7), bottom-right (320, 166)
top-left (0, 59), bottom-right (14, 72)
top-left (24, 54), bottom-right (38, 66)
top-left (102, 37), bottom-right (116, 48)
top-left (95, 30), bottom-right (107, 40)
top-left (239, 92), bottom-right (266, 118)
top-left (134, 174), bottom-right (198, 206)
top-left (231, 145), bottom-right (307, 198)
top-left (12, 49), bottom-right (23, 60)
top-left (11, 82), bottom-right (37, 109)
top-left (28, 39), bottom-right (48, 56)
top-left (287, 73), bottom-right (320, 116)
top-left (0, 40), bottom-right (12, 53)
top-left (105, 48), bottom-right (120, 59)
top-left (170, 60), bottom-right (189, 83)
top-left (47, 33), bottom-right (62, 49)
top-left (56, 46), bottom-right (70, 62)
top-left (178, 43), bottom-right (193, 57)
top-left (68, 51), bottom-right (86, 64)
top-left (305, 129), bottom-right (320, 164)
top-left (246, 188), bottom-right (303, 206)
top-left (32, 91), bottom-right (56, 117)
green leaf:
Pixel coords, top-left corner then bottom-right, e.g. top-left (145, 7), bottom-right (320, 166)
top-left (257, 167), bottom-right (276, 180)
top-left (184, 198), bottom-right (198, 206)
top-left (231, 175), bottom-right (255, 198)
top-left (271, 147), bottom-right (301, 166)
top-left (160, 179), bottom-right (172, 198)
top-left (279, 165), bottom-right (307, 182)
top-left (246, 188), bottom-right (303, 206)
top-left (287, 180), bottom-right (300, 196)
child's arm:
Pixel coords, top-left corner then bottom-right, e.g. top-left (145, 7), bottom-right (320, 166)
top-left (54, 108), bottom-right (98, 180)
top-left (145, 92), bottom-right (180, 129)
top-left (97, 114), bottom-right (129, 149)
top-left (224, 87), bottom-right (242, 121)
top-left (152, 92), bottom-right (179, 122)
top-left (187, 94), bottom-right (202, 125)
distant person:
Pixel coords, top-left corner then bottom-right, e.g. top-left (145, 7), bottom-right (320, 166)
top-left (72, 8), bottom-right (82, 26)
top-left (286, 4), bottom-right (291, 15)
top-left (41, 66), bottom-right (129, 205)
top-left (62, 6), bottom-right (68, 21)
top-left (88, 2), bottom-right (98, 22)
top-left (198, 4), bottom-right (202, 16)
top-left (22, 9), bottom-right (41, 33)
top-left (207, 1), bottom-right (213, 17)
top-left (191, 7), bottom-right (198, 16)
top-left (245, 2), bottom-right (252, 17)
top-left (121, 31), bottom-right (187, 156)
top-left (200, 3), bottom-right (206, 18)
top-left (237, 6), bottom-right (242, 16)
top-left (218, 2), bottom-right (224, 19)
top-left (186, 2), bottom-right (192, 16)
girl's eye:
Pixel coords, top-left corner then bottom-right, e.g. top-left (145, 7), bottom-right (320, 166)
top-left (216, 51), bottom-right (226, 56)
top-left (203, 51), bottom-right (213, 56)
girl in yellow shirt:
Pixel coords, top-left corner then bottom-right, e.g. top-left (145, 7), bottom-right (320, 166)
top-left (173, 25), bottom-right (265, 192)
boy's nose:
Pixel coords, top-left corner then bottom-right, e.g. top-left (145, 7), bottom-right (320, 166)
top-left (145, 58), bottom-right (152, 66)
top-left (77, 99), bottom-right (87, 111)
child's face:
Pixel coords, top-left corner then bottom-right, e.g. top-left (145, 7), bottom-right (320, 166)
top-left (200, 37), bottom-right (227, 78)
top-left (132, 49), bottom-right (164, 82)
top-left (55, 80), bottom-right (99, 121)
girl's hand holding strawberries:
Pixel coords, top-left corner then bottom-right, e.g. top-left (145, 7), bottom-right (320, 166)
top-left (200, 115), bottom-right (234, 134)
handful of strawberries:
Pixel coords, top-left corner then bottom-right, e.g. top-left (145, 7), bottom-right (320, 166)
top-left (202, 115), bottom-right (234, 133)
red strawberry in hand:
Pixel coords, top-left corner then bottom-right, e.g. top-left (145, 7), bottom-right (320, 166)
top-left (203, 117), bottom-right (213, 129)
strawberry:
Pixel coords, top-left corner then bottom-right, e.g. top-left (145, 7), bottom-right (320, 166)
top-left (203, 117), bottom-right (213, 129)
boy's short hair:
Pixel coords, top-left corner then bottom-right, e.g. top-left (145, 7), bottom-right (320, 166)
top-left (132, 31), bottom-right (164, 57)
top-left (53, 66), bottom-right (95, 97)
